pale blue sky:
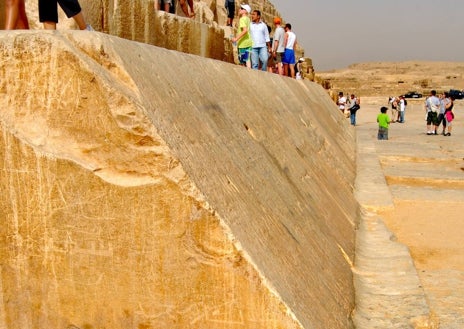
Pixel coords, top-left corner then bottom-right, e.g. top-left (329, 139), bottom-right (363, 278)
top-left (270, 0), bottom-right (464, 71)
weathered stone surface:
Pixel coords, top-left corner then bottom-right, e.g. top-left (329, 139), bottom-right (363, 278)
top-left (0, 31), bottom-right (357, 328)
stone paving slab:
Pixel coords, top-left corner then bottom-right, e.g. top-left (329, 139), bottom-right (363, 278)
top-left (353, 98), bottom-right (464, 328)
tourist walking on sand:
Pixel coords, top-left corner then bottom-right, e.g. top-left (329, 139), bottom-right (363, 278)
top-left (437, 92), bottom-right (447, 134)
top-left (425, 90), bottom-right (440, 135)
top-left (232, 4), bottom-right (252, 68)
top-left (348, 94), bottom-right (360, 126)
top-left (398, 96), bottom-right (406, 123)
top-left (377, 106), bottom-right (391, 140)
top-left (282, 23), bottom-right (297, 78)
top-left (271, 16), bottom-right (285, 75)
top-left (39, 0), bottom-right (93, 30)
top-left (337, 92), bottom-right (347, 114)
top-left (4, 0), bottom-right (29, 29)
top-left (444, 96), bottom-right (455, 136)
top-left (249, 9), bottom-right (271, 71)
top-left (390, 96), bottom-right (399, 122)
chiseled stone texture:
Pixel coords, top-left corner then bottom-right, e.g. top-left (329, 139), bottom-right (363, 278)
top-left (0, 31), bottom-right (357, 328)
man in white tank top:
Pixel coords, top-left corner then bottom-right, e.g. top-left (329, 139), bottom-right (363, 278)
top-left (282, 23), bottom-right (297, 78)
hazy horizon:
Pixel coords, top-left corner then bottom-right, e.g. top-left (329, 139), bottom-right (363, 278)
top-left (270, 0), bottom-right (464, 72)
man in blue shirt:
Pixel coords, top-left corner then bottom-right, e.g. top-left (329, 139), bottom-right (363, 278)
top-left (249, 10), bottom-right (271, 71)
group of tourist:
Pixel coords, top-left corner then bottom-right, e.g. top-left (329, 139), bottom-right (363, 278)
top-left (377, 90), bottom-right (455, 140)
top-left (230, 4), bottom-right (300, 78)
top-left (388, 96), bottom-right (407, 123)
top-left (337, 92), bottom-right (361, 126)
top-left (5, 0), bottom-right (197, 30)
top-left (335, 89), bottom-right (456, 141)
top-left (155, 0), bottom-right (195, 18)
top-left (5, 1), bottom-right (301, 78)
top-left (4, 0), bottom-right (93, 30)
top-left (424, 90), bottom-right (455, 136)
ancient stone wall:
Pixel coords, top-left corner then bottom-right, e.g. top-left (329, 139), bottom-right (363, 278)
top-left (0, 31), bottom-right (356, 328)
top-left (0, 0), bottom-right (314, 78)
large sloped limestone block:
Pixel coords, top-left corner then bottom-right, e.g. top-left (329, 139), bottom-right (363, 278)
top-left (0, 31), bottom-right (357, 328)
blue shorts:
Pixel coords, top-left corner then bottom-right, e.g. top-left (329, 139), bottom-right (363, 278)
top-left (238, 47), bottom-right (251, 65)
top-left (282, 48), bottom-right (295, 65)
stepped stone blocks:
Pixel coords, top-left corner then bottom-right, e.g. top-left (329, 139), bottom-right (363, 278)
top-left (0, 0), bottom-right (313, 76)
top-left (0, 31), bottom-right (357, 328)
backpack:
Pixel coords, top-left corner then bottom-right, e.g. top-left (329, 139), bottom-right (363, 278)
top-left (404, 99), bottom-right (408, 106)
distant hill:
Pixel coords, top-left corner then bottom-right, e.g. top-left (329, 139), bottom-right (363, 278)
top-left (316, 61), bottom-right (464, 97)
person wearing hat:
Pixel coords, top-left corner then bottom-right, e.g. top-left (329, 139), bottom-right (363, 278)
top-left (295, 57), bottom-right (304, 80)
top-left (272, 17), bottom-right (285, 75)
top-left (232, 4), bottom-right (252, 68)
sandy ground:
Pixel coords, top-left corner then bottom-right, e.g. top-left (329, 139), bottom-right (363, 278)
top-left (356, 96), bottom-right (464, 328)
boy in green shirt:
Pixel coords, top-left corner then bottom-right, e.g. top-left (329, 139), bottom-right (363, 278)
top-left (232, 4), bottom-right (252, 68)
top-left (377, 106), bottom-right (391, 140)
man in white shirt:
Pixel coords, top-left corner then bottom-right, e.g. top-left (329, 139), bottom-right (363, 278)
top-left (426, 90), bottom-right (440, 135)
top-left (337, 92), bottom-right (347, 113)
top-left (272, 17), bottom-right (285, 75)
top-left (282, 23), bottom-right (297, 78)
top-left (398, 96), bottom-right (406, 123)
top-left (249, 10), bottom-right (271, 71)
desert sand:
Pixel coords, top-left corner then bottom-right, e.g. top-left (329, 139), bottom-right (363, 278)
top-left (317, 61), bottom-right (464, 98)
top-left (355, 96), bottom-right (464, 328)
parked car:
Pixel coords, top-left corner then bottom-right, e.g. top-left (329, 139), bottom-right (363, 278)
top-left (448, 89), bottom-right (464, 100)
top-left (401, 91), bottom-right (423, 98)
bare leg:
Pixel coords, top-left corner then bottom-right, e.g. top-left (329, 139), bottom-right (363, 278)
top-left (155, 1), bottom-right (160, 10)
top-left (187, 0), bottom-right (195, 17)
top-left (289, 65), bottom-right (295, 78)
top-left (4, 0), bottom-right (29, 30)
top-left (16, 0), bottom-right (29, 29)
top-left (43, 21), bottom-right (57, 30)
top-left (179, 0), bottom-right (194, 17)
top-left (71, 11), bottom-right (87, 30)
top-left (283, 63), bottom-right (288, 77)
top-left (277, 62), bottom-right (283, 75)
top-left (179, 0), bottom-right (189, 17)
